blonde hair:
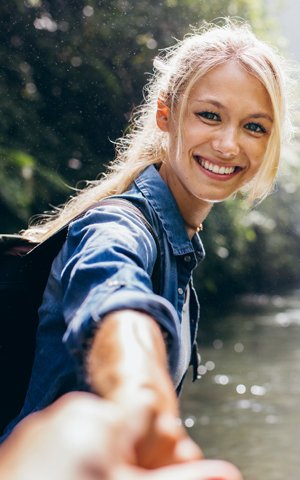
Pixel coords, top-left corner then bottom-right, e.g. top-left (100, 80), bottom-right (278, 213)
top-left (24, 19), bottom-right (290, 242)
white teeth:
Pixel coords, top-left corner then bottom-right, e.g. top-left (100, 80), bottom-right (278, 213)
top-left (197, 157), bottom-right (236, 175)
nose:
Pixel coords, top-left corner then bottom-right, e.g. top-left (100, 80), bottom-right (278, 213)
top-left (211, 127), bottom-right (240, 159)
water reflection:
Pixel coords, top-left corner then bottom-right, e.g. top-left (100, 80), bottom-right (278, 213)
top-left (182, 290), bottom-right (300, 480)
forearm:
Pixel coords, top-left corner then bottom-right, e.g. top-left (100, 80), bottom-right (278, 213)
top-left (86, 310), bottom-right (203, 469)
top-left (86, 310), bottom-right (179, 414)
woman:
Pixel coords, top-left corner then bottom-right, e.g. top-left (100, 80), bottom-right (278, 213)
top-left (3, 20), bottom-right (290, 472)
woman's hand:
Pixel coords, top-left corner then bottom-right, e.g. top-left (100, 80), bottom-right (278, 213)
top-left (120, 387), bottom-right (202, 469)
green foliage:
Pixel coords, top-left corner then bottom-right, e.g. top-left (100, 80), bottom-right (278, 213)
top-left (0, 147), bottom-right (67, 231)
top-left (1, 0), bottom-right (299, 302)
top-left (0, 0), bottom-right (266, 223)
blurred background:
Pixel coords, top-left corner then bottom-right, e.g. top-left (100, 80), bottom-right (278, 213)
top-left (1, 1), bottom-right (299, 479)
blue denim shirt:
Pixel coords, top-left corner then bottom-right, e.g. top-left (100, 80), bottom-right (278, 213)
top-left (4, 164), bottom-right (205, 436)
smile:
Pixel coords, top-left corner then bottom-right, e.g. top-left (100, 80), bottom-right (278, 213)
top-left (194, 155), bottom-right (240, 176)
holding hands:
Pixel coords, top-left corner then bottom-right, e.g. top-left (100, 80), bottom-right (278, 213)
top-left (0, 392), bottom-right (242, 480)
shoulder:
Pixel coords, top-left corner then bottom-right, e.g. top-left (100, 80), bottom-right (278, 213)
top-left (64, 198), bottom-right (158, 263)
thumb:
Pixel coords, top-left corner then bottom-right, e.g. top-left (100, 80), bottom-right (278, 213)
top-left (173, 435), bottom-right (203, 462)
top-left (147, 459), bottom-right (243, 480)
top-left (155, 413), bottom-right (203, 461)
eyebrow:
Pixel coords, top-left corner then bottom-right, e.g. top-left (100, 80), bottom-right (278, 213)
top-left (251, 113), bottom-right (274, 123)
top-left (193, 98), bottom-right (273, 123)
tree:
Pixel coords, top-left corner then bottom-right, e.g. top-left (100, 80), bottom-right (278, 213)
top-left (3, 0), bottom-right (299, 306)
top-left (0, 0), bottom-right (268, 229)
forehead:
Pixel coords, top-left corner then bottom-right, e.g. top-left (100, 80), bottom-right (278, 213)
top-left (189, 60), bottom-right (273, 114)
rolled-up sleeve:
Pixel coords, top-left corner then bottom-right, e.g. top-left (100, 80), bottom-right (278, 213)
top-left (61, 204), bottom-right (180, 375)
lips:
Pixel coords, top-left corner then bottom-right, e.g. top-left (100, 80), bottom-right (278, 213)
top-left (193, 155), bottom-right (241, 176)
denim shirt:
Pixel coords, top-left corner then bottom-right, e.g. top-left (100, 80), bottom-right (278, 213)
top-left (4, 164), bottom-right (205, 436)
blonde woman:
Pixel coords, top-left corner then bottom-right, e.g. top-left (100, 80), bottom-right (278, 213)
top-left (3, 20), bottom-right (290, 475)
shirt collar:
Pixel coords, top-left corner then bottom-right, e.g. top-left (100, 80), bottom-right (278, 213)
top-left (135, 165), bottom-right (205, 259)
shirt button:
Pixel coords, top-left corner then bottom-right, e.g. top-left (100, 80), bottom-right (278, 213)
top-left (184, 255), bottom-right (191, 262)
top-left (178, 287), bottom-right (184, 295)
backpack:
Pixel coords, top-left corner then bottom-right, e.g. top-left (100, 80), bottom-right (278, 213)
top-left (0, 198), bottom-right (160, 434)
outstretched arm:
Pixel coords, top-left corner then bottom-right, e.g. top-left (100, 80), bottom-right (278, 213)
top-left (86, 309), bottom-right (202, 469)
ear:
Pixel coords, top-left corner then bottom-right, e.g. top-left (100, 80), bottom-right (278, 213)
top-left (156, 98), bottom-right (170, 132)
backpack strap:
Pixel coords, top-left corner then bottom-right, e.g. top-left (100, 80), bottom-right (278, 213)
top-left (1, 198), bottom-right (161, 293)
top-left (48, 197), bottom-right (161, 293)
top-left (98, 198), bottom-right (161, 294)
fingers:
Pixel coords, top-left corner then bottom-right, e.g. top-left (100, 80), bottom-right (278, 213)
top-left (133, 411), bottom-right (203, 469)
top-left (153, 413), bottom-right (203, 463)
top-left (173, 435), bottom-right (203, 462)
top-left (122, 460), bottom-right (243, 480)
top-left (115, 459), bottom-right (243, 480)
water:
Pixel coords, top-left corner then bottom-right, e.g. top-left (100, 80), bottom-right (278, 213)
top-left (181, 290), bottom-right (300, 480)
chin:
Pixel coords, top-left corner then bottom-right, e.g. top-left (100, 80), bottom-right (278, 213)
top-left (198, 193), bottom-right (234, 204)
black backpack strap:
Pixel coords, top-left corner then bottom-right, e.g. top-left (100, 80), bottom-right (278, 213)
top-left (0, 197), bottom-right (161, 297)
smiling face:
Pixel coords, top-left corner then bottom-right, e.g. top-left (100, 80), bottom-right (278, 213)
top-left (158, 60), bottom-right (274, 216)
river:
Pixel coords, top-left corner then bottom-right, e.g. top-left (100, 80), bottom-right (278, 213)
top-left (181, 290), bottom-right (300, 480)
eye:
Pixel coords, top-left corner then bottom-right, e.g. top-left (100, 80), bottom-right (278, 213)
top-left (245, 122), bottom-right (267, 134)
top-left (197, 111), bottom-right (221, 122)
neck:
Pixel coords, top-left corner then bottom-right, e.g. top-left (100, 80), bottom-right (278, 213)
top-left (185, 220), bottom-right (203, 234)
top-left (182, 201), bottom-right (213, 239)
top-left (158, 163), bottom-right (213, 238)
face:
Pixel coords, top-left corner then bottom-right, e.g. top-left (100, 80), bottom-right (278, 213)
top-left (157, 61), bottom-right (273, 211)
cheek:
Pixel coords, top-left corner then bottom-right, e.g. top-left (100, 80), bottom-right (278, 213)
top-left (247, 139), bottom-right (269, 166)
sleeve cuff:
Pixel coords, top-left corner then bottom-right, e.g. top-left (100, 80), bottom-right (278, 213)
top-left (63, 288), bottom-right (181, 380)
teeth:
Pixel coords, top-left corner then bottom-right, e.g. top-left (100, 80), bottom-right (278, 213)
top-left (197, 157), bottom-right (236, 175)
